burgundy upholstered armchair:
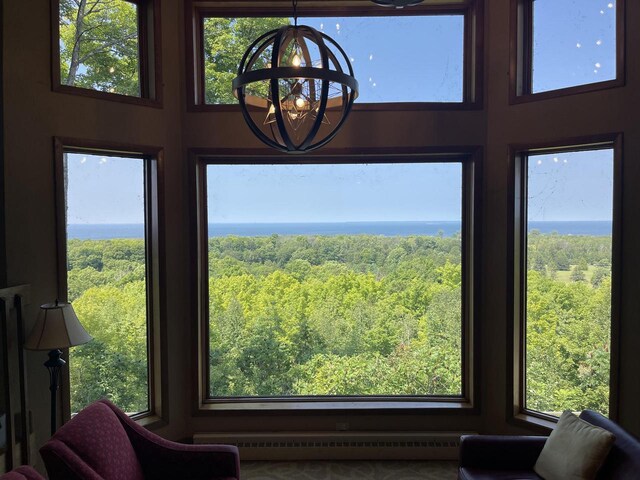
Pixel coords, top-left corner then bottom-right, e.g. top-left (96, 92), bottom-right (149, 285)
top-left (0, 466), bottom-right (45, 480)
top-left (40, 400), bottom-right (240, 480)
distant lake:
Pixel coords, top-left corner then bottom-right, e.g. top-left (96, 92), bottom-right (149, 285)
top-left (67, 221), bottom-right (613, 240)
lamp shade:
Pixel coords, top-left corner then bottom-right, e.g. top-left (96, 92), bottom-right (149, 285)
top-left (24, 302), bottom-right (92, 350)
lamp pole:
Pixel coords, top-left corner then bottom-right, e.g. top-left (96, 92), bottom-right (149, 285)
top-left (44, 349), bottom-right (65, 436)
top-left (24, 301), bottom-right (92, 437)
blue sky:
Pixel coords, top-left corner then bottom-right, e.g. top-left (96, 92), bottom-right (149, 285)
top-left (527, 149), bottom-right (613, 222)
top-left (66, 154), bottom-right (144, 224)
top-left (269, 15), bottom-right (464, 103)
top-left (65, 1), bottom-right (617, 225)
top-left (66, 149), bottom-right (614, 225)
top-left (207, 163), bottom-right (461, 223)
top-left (533, 0), bottom-right (616, 92)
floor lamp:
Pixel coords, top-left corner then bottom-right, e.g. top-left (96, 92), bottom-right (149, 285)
top-left (24, 301), bottom-right (92, 436)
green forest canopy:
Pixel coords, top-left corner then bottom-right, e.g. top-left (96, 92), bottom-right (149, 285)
top-left (68, 233), bottom-right (611, 416)
top-left (59, 0), bottom-right (140, 96)
top-left (59, 3), bottom-right (291, 102)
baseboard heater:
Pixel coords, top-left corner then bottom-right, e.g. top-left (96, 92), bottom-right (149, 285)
top-left (193, 431), bottom-right (473, 460)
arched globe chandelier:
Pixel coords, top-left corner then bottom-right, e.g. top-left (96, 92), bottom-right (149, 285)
top-left (232, 1), bottom-right (358, 154)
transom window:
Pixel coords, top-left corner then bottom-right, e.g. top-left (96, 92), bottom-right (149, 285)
top-left (202, 15), bottom-right (464, 105)
top-left (55, 0), bottom-right (161, 104)
top-left (532, 0), bottom-right (617, 93)
top-left (511, 0), bottom-right (623, 100)
top-left (188, 2), bottom-right (482, 108)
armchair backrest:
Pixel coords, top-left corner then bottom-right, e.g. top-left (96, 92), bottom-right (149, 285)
top-left (580, 410), bottom-right (640, 480)
top-left (40, 401), bottom-right (145, 480)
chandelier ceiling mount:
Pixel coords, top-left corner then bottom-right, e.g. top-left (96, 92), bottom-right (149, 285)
top-left (370, 0), bottom-right (425, 8)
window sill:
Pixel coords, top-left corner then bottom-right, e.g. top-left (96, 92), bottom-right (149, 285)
top-left (509, 78), bottom-right (624, 105)
top-left (199, 398), bottom-right (475, 413)
top-left (510, 411), bottom-right (557, 434)
top-left (132, 412), bottom-right (167, 430)
top-left (53, 84), bottom-right (163, 108)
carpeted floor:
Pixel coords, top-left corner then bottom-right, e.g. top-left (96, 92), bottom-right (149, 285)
top-left (241, 460), bottom-right (458, 479)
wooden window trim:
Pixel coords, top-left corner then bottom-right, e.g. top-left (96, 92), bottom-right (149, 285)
top-left (51, 0), bottom-right (163, 108)
top-left (185, 0), bottom-right (484, 112)
top-left (53, 137), bottom-right (168, 427)
top-left (507, 134), bottom-right (623, 430)
top-left (509, 0), bottom-right (626, 104)
top-left (190, 145), bottom-right (482, 414)
top-left (0, 0), bottom-right (5, 290)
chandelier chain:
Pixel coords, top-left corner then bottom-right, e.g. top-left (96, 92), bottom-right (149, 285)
top-left (292, 0), bottom-right (298, 26)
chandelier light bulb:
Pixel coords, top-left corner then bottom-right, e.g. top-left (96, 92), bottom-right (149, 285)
top-left (292, 53), bottom-right (302, 67)
top-left (295, 97), bottom-right (307, 109)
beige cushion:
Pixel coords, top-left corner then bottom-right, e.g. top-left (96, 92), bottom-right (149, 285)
top-left (534, 410), bottom-right (615, 480)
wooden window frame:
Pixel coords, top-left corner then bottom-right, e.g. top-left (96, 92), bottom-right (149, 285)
top-left (51, 0), bottom-right (163, 107)
top-left (53, 137), bottom-right (168, 427)
top-left (190, 146), bottom-right (482, 413)
top-left (0, 0), bottom-right (5, 290)
top-left (185, 0), bottom-right (484, 112)
top-left (509, 0), bottom-right (625, 104)
top-left (507, 134), bottom-right (623, 430)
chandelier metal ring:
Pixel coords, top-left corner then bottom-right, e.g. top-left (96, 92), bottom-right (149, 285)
top-left (233, 68), bottom-right (359, 91)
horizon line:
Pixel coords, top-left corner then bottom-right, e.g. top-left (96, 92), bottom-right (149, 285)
top-left (68, 219), bottom-right (613, 226)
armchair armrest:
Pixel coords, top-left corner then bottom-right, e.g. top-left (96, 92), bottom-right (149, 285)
top-left (133, 441), bottom-right (240, 480)
top-left (0, 466), bottom-right (46, 480)
top-left (459, 435), bottom-right (547, 470)
top-left (101, 401), bottom-right (240, 480)
top-left (40, 439), bottom-right (106, 480)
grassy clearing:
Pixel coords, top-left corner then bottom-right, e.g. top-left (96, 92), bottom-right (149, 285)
top-left (554, 265), bottom-right (598, 283)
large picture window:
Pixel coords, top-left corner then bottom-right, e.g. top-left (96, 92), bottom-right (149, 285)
top-left (56, 141), bottom-right (164, 418)
top-left (54, 0), bottom-right (162, 104)
top-left (196, 153), bottom-right (480, 408)
top-left (512, 139), bottom-right (620, 420)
